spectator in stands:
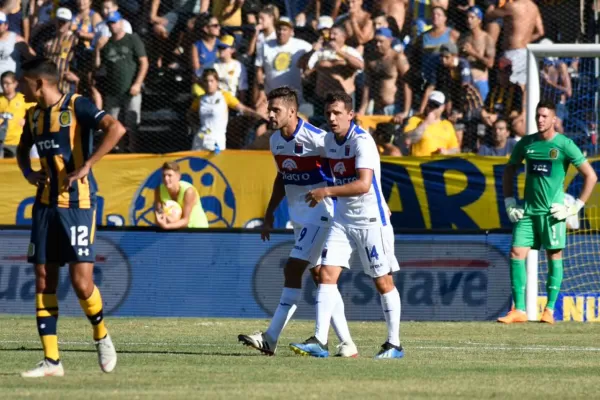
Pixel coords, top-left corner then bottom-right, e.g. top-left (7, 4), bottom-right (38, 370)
top-left (150, 0), bottom-right (199, 41)
top-left (0, 70), bottom-right (33, 158)
top-left (94, 0), bottom-right (133, 49)
top-left (481, 57), bottom-right (525, 137)
top-left (191, 14), bottom-right (221, 76)
top-left (359, 28), bottom-right (411, 122)
top-left (246, 4), bottom-right (278, 58)
top-left (375, 0), bottom-right (407, 33)
top-left (0, 11), bottom-right (34, 83)
top-left (5, 0), bottom-right (28, 41)
top-left (202, 0), bottom-right (243, 27)
top-left (409, 6), bottom-right (459, 91)
top-left (477, 118), bottom-right (517, 156)
top-left (213, 35), bottom-right (248, 101)
top-left (540, 56), bottom-right (572, 133)
top-left (371, 10), bottom-right (403, 52)
top-left (408, 0), bottom-right (449, 36)
top-left (335, 0), bottom-right (374, 49)
top-left (188, 68), bottom-right (265, 151)
top-left (254, 17), bottom-right (312, 105)
top-left (72, 0), bottom-right (102, 49)
top-left (420, 42), bottom-right (480, 115)
top-left (97, 11), bottom-right (148, 153)
top-left (403, 90), bottom-right (459, 156)
top-left (458, 6), bottom-right (495, 101)
top-left (302, 24), bottom-right (363, 118)
top-left (373, 122), bottom-right (402, 156)
top-left (154, 161), bottom-right (209, 229)
top-left (485, 0), bottom-right (544, 87)
top-left (43, 8), bottom-right (79, 94)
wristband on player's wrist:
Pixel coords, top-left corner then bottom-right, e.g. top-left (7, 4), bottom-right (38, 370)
top-left (22, 167), bottom-right (32, 179)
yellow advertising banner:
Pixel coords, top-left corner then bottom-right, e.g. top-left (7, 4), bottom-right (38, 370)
top-left (0, 151), bottom-right (598, 229)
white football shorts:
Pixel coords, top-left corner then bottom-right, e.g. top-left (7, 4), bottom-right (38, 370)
top-left (290, 223), bottom-right (330, 268)
top-left (321, 222), bottom-right (399, 278)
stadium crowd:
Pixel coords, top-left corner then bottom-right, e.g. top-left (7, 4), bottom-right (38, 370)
top-left (0, 0), bottom-right (596, 157)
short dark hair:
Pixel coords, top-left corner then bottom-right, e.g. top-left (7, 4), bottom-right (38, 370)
top-left (21, 57), bottom-right (59, 83)
top-left (493, 118), bottom-right (508, 128)
top-left (536, 99), bottom-right (556, 112)
top-left (201, 68), bottom-right (219, 81)
top-left (1, 70), bottom-right (16, 82)
top-left (267, 86), bottom-right (298, 109)
top-left (324, 91), bottom-right (353, 111)
top-left (431, 6), bottom-right (447, 16)
top-left (162, 161), bottom-right (180, 173)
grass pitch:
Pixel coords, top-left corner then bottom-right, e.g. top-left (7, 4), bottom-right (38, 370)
top-left (0, 316), bottom-right (599, 399)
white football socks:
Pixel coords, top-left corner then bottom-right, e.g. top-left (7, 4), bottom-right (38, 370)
top-left (331, 288), bottom-right (352, 343)
top-left (265, 287), bottom-right (300, 342)
top-left (314, 284), bottom-right (339, 345)
top-left (380, 287), bottom-right (401, 347)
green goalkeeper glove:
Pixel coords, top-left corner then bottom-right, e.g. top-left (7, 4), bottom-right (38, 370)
top-left (504, 197), bottom-right (524, 223)
top-left (550, 198), bottom-right (585, 221)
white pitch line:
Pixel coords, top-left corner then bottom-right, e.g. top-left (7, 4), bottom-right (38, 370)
top-left (2, 339), bottom-right (600, 352)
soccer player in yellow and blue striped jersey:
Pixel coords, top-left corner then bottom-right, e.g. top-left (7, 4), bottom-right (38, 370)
top-left (16, 57), bottom-right (126, 378)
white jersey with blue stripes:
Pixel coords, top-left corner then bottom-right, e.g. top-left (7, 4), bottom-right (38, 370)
top-left (323, 122), bottom-right (389, 228)
top-left (270, 118), bottom-right (334, 227)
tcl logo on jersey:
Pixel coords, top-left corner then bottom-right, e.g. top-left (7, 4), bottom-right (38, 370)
top-left (36, 140), bottom-right (60, 151)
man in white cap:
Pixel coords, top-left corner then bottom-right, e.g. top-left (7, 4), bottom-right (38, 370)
top-left (254, 16), bottom-right (312, 105)
top-left (403, 90), bottom-right (459, 156)
top-left (42, 8), bottom-right (79, 94)
top-left (0, 11), bottom-right (34, 82)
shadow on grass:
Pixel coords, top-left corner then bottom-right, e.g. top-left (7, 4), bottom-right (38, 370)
top-left (0, 347), bottom-right (264, 357)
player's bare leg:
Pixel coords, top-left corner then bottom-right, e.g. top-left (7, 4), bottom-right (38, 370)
top-left (21, 263), bottom-right (65, 378)
top-left (70, 262), bottom-right (117, 373)
top-left (373, 274), bottom-right (404, 359)
top-left (498, 246), bottom-right (530, 323)
top-left (541, 249), bottom-right (563, 324)
top-left (238, 258), bottom-right (309, 355)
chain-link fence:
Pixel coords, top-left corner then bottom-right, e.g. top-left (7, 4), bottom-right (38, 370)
top-left (0, 0), bottom-right (597, 156)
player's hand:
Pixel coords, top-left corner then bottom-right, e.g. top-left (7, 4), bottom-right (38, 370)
top-left (155, 212), bottom-right (169, 229)
top-left (550, 199), bottom-right (584, 221)
top-left (25, 170), bottom-right (48, 187)
top-left (305, 187), bottom-right (327, 208)
top-left (504, 197), bottom-right (524, 223)
top-left (261, 213), bottom-right (274, 242)
top-left (64, 162), bottom-right (91, 190)
top-left (130, 83), bottom-right (142, 96)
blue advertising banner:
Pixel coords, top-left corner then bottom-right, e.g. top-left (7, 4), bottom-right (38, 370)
top-left (0, 229), bottom-right (596, 321)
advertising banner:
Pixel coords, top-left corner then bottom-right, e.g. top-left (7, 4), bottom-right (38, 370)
top-left (1, 153), bottom-right (598, 230)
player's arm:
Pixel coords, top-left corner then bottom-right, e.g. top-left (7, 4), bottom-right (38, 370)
top-left (158, 187), bottom-right (197, 230)
top-left (502, 139), bottom-right (525, 222)
top-left (261, 172), bottom-right (285, 241)
top-left (17, 120), bottom-right (47, 186)
top-left (66, 98), bottom-right (126, 187)
top-left (154, 186), bottom-right (164, 220)
top-left (551, 143), bottom-right (598, 220)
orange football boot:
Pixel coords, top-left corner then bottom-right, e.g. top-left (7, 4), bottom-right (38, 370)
top-left (497, 310), bottom-right (528, 324)
top-left (540, 308), bottom-right (555, 324)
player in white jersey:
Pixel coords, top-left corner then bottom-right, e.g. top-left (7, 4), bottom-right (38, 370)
top-left (238, 86), bottom-right (357, 357)
top-left (289, 92), bottom-right (404, 359)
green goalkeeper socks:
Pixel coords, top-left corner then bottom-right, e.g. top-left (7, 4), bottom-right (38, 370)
top-left (546, 258), bottom-right (564, 310)
top-left (510, 259), bottom-right (527, 311)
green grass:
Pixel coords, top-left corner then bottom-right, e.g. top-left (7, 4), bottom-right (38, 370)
top-left (1, 316), bottom-right (599, 399)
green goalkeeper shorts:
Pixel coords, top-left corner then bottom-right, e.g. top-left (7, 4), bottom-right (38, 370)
top-left (512, 214), bottom-right (566, 250)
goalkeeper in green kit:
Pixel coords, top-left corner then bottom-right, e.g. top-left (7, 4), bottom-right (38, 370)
top-left (499, 100), bottom-right (598, 324)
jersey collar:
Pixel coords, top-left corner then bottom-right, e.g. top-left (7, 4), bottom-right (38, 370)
top-left (282, 118), bottom-right (304, 142)
top-left (334, 121), bottom-right (356, 146)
